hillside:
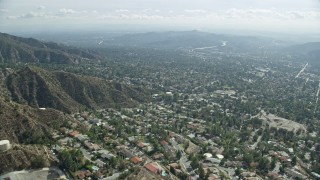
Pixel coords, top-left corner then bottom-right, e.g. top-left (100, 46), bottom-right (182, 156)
top-left (5, 66), bottom-right (149, 113)
top-left (0, 33), bottom-right (150, 143)
top-left (0, 144), bottom-right (54, 174)
top-left (0, 33), bottom-right (153, 174)
top-left (0, 97), bottom-right (76, 143)
top-left (0, 32), bottom-right (99, 64)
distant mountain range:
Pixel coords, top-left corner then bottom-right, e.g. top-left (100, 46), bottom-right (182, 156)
top-left (0, 32), bottom-right (99, 64)
top-left (104, 31), bottom-right (319, 64)
top-left (103, 31), bottom-right (291, 52)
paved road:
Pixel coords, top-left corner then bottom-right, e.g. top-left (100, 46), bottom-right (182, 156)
top-left (170, 138), bottom-right (184, 153)
top-left (171, 138), bottom-right (193, 174)
top-left (295, 62), bottom-right (308, 78)
top-left (80, 148), bottom-right (92, 162)
top-left (272, 162), bottom-right (281, 173)
top-left (251, 135), bottom-right (262, 149)
top-left (179, 155), bottom-right (193, 173)
top-left (102, 172), bottom-right (121, 180)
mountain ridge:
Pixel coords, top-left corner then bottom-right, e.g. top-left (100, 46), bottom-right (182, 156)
top-left (0, 32), bottom-right (100, 64)
top-left (5, 66), bottom-right (148, 113)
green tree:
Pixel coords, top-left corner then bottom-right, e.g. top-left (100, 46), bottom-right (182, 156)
top-left (291, 156), bottom-right (297, 166)
top-left (235, 168), bottom-right (242, 176)
top-left (199, 164), bottom-right (206, 180)
top-left (31, 155), bottom-right (45, 168)
top-left (270, 158), bottom-right (276, 170)
top-left (258, 157), bottom-right (270, 174)
top-left (176, 150), bottom-right (182, 160)
top-left (190, 156), bottom-right (199, 170)
top-left (170, 166), bottom-right (175, 175)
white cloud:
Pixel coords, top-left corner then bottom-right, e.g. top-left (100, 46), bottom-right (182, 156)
top-left (3, 5), bottom-right (318, 35)
top-left (115, 9), bottom-right (130, 13)
top-left (184, 9), bottom-right (207, 14)
top-left (219, 8), bottom-right (320, 21)
top-left (0, 9), bottom-right (9, 12)
top-left (58, 8), bottom-right (76, 15)
top-left (6, 11), bottom-right (50, 19)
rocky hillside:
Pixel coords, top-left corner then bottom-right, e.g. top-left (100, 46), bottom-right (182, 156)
top-left (5, 66), bottom-right (148, 113)
top-left (0, 97), bottom-right (74, 143)
top-left (0, 32), bottom-right (99, 64)
top-left (0, 143), bottom-right (55, 174)
top-left (0, 65), bottom-right (149, 142)
top-left (0, 67), bottom-right (76, 143)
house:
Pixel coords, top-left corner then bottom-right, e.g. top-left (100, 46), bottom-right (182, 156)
top-left (89, 118), bottom-right (101, 125)
top-left (91, 144), bottom-right (101, 151)
top-left (288, 148), bottom-right (294, 154)
top-left (128, 136), bottom-right (135, 142)
top-left (280, 157), bottom-right (292, 166)
top-left (153, 153), bottom-right (164, 160)
top-left (101, 153), bottom-right (115, 160)
top-left (285, 168), bottom-right (307, 179)
top-left (94, 171), bottom-right (104, 179)
top-left (137, 142), bottom-right (147, 148)
top-left (145, 162), bottom-right (161, 173)
top-left (216, 154), bottom-right (224, 160)
top-left (117, 147), bottom-right (134, 158)
top-left (58, 137), bottom-right (72, 145)
top-left (143, 145), bottom-right (154, 152)
top-left (84, 141), bottom-right (100, 151)
top-left (267, 172), bottom-right (280, 179)
top-left (52, 145), bottom-right (62, 153)
top-left (131, 156), bottom-right (143, 164)
top-left (95, 159), bottom-right (106, 167)
top-left (187, 134), bottom-right (196, 139)
top-left (69, 131), bottom-right (80, 137)
top-left (84, 170), bottom-right (91, 177)
top-left (208, 174), bottom-right (220, 180)
top-left (59, 127), bottom-right (68, 134)
top-left (242, 171), bottom-right (256, 178)
top-left (204, 158), bottom-right (221, 164)
top-left (76, 171), bottom-right (85, 179)
top-left (168, 163), bottom-right (179, 169)
top-left (77, 134), bottom-right (89, 142)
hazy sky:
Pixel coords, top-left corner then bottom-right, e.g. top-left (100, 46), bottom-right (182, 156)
top-left (0, 0), bottom-right (319, 35)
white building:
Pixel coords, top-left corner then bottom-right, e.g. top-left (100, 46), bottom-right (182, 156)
top-left (0, 140), bottom-right (11, 152)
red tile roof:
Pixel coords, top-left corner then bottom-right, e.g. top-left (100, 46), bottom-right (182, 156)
top-left (160, 140), bottom-right (168, 146)
top-left (137, 142), bottom-right (146, 148)
top-left (144, 162), bottom-right (160, 173)
top-left (69, 131), bottom-right (80, 137)
top-left (76, 172), bottom-right (85, 179)
top-left (130, 156), bottom-right (142, 164)
top-left (84, 170), bottom-right (91, 176)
